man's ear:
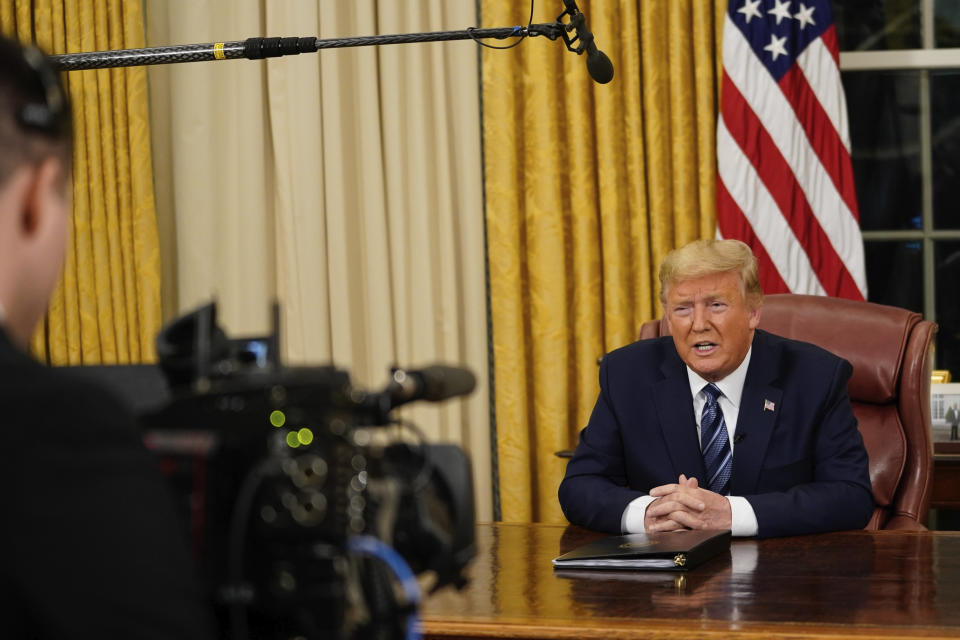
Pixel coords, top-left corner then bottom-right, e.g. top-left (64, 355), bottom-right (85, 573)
top-left (748, 304), bottom-right (762, 329)
top-left (20, 157), bottom-right (66, 238)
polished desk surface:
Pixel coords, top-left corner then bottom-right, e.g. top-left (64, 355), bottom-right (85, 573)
top-left (421, 523), bottom-right (960, 640)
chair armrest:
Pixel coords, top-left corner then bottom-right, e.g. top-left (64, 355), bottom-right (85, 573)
top-left (882, 515), bottom-right (928, 531)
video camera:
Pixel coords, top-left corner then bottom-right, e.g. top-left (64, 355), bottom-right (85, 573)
top-left (105, 303), bottom-right (476, 639)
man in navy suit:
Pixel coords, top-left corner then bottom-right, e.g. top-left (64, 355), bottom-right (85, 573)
top-left (559, 239), bottom-right (873, 538)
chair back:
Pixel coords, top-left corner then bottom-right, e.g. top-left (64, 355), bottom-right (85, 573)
top-left (638, 293), bottom-right (936, 530)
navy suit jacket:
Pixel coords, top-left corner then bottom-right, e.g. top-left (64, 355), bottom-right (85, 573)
top-left (558, 329), bottom-right (874, 538)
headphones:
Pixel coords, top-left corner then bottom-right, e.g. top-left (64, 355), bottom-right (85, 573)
top-left (15, 44), bottom-right (67, 137)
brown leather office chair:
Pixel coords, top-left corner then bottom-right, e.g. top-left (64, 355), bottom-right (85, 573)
top-left (638, 293), bottom-right (937, 531)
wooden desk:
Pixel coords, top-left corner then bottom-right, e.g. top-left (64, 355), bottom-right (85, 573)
top-left (421, 523), bottom-right (960, 639)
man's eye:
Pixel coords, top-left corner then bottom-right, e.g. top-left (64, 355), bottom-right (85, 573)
top-left (673, 306), bottom-right (691, 315)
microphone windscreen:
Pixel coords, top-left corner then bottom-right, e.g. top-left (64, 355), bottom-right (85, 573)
top-left (587, 50), bottom-right (614, 84)
top-left (417, 366), bottom-right (477, 401)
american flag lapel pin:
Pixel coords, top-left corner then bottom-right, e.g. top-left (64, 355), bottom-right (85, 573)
top-left (764, 399), bottom-right (775, 412)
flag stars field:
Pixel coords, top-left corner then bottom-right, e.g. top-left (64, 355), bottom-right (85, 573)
top-left (768, 0), bottom-right (793, 24)
top-left (794, 3), bottom-right (817, 29)
top-left (738, 0), bottom-right (763, 23)
top-left (764, 34), bottom-right (789, 61)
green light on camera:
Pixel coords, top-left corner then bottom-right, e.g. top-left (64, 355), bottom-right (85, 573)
top-left (297, 428), bottom-right (314, 446)
top-left (269, 410), bottom-right (286, 428)
top-left (285, 431), bottom-right (300, 448)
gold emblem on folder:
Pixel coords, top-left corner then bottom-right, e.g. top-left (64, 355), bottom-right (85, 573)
top-left (673, 553), bottom-right (687, 567)
top-left (619, 540), bottom-right (656, 550)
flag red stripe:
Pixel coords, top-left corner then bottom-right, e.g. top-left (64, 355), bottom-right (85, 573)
top-left (717, 180), bottom-right (791, 295)
top-left (777, 66), bottom-right (860, 220)
top-left (820, 24), bottom-right (840, 67)
top-left (721, 73), bottom-right (864, 300)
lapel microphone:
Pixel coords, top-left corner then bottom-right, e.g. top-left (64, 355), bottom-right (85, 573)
top-left (734, 433), bottom-right (746, 444)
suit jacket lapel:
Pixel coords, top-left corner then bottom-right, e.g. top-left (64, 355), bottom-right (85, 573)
top-left (654, 349), bottom-right (707, 481)
top-left (732, 330), bottom-right (782, 494)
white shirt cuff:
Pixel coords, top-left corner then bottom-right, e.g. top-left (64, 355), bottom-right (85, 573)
top-left (727, 495), bottom-right (759, 537)
top-left (621, 495), bottom-right (656, 533)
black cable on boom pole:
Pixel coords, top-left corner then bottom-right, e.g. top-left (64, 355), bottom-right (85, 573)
top-left (47, 25), bottom-right (565, 72)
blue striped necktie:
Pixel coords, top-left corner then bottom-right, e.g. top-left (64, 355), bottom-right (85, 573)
top-left (701, 383), bottom-right (732, 495)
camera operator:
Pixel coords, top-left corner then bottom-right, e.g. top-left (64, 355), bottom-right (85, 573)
top-left (0, 35), bottom-right (214, 638)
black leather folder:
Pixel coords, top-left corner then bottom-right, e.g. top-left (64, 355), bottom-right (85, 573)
top-left (552, 529), bottom-right (731, 571)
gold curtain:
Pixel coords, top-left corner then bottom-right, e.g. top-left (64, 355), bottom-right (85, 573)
top-left (0, 0), bottom-right (161, 365)
top-left (482, 0), bottom-right (726, 523)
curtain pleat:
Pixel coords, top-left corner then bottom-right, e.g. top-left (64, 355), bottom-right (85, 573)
top-left (482, 0), bottom-right (726, 523)
top-left (1, 0), bottom-right (162, 366)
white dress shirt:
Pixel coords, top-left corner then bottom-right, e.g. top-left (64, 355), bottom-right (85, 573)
top-left (621, 348), bottom-right (760, 536)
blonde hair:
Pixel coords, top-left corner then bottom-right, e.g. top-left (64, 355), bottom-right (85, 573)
top-left (658, 239), bottom-right (762, 306)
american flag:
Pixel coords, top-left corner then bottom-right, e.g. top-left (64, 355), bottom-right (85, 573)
top-left (716, 0), bottom-right (867, 300)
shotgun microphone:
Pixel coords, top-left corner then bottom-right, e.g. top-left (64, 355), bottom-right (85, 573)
top-left (387, 365), bottom-right (477, 407)
top-left (560, 0), bottom-right (614, 84)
